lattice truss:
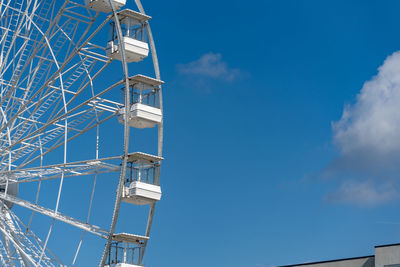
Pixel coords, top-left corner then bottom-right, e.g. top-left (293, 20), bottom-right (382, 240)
top-left (0, 205), bottom-right (60, 266)
top-left (0, 0), bottom-right (127, 265)
top-left (0, 0), bottom-right (122, 171)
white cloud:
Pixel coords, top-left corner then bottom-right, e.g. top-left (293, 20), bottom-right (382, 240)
top-left (177, 53), bottom-right (241, 81)
top-left (328, 51), bottom-right (400, 206)
top-left (333, 51), bottom-right (400, 159)
top-left (325, 180), bottom-right (397, 207)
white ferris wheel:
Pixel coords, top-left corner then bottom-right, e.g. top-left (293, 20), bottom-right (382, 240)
top-left (0, 0), bottom-right (164, 266)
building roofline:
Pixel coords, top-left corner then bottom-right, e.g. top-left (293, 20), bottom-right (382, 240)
top-left (278, 255), bottom-right (375, 267)
top-left (375, 243), bottom-right (400, 248)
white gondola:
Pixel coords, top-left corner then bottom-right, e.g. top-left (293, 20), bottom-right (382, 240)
top-left (84, 0), bottom-right (126, 13)
top-left (122, 152), bottom-right (163, 205)
top-left (118, 75), bottom-right (164, 129)
top-left (107, 9), bottom-right (151, 63)
top-left (105, 233), bottom-right (148, 267)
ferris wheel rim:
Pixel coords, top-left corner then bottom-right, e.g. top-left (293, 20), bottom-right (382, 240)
top-left (98, 0), bottom-right (164, 266)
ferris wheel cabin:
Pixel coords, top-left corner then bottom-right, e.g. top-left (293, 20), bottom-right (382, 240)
top-left (84, 0), bottom-right (126, 13)
top-left (107, 9), bottom-right (151, 63)
top-left (122, 152), bottom-right (163, 206)
top-left (118, 75), bottom-right (163, 129)
top-left (105, 233), bottom-right (148, 267)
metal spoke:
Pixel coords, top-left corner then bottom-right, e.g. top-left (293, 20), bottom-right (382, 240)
top-left (0, 207), bottom-right (58, 266)
top-left (0, 0), bottom-right (165, 265)
top-left (0, 192), bottom-right (109, 238)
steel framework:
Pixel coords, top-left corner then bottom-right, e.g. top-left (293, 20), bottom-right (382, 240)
top-left (0, 0), bottom-right (164, 266)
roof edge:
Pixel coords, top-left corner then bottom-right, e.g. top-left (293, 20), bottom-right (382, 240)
top-left (278, 255), bottom-right (375, 267)
top-left (375, 243), bottom-right (400, 248)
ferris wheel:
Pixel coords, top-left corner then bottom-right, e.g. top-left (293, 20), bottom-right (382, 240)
top-left (0, 0), bottom-right (164, 266)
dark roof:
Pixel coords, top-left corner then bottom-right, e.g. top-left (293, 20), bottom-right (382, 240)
top-left (278, 255), bottom-right (374, 267)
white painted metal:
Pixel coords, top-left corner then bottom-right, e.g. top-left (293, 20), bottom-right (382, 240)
top-left (122, 152), bottom-right (162, 205)
top-left (0, 192), bottom-right (109, 238)
top-left (112, 9), bottom-right (152, 24)
top-left (106, 37), bottom-right (149, 63)
top-left (128, 75), bottom-right (164, 87)
top-left (0, 0), bottom-right (164, 265)
top-left (117, 75), bottom-right (163, 129)
top-left (118, 103), bottom-right (162, 129)
top-left (112, 233), bottom-right (149, 244)
top-left (0, 180), bottom-right (17, 209)
top-left (106, 9), bottom-right (151, 63)
top-left (123, 182), bottom-right (161, 205)
top-left (85, 0), bottom-right (127, 13)
top-left (104, 240), bottom-right (144, 267)
top-left (126, 152), bottom-right (163, 163)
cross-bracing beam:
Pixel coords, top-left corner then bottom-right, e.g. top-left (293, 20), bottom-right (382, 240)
top-left (0, 157), bottom-right (120, 184)
top-left (0, 208), bottom-right (57, 266)
top-left (0, 192), bottom-right (109, 238)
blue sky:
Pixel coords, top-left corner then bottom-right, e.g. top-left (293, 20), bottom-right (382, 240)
top-left (13, 0), bottom-right (400, 266)
top-left (141, 0), bottom-right (400, 267)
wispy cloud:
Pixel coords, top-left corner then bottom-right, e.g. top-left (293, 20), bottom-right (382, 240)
top-left (177, 52), bottom-right (241, 82)
top-left (325, 180), bottom-right (398, 207)
top-left (327, 51), bottom-right (400, 206)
